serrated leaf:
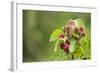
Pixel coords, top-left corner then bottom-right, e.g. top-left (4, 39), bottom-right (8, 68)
top-left (80, 37), bottom-right (88, 50)
top-left (79, 37), bottom-right (89, 59)
top-left (49, 29), bottom-right (64, 42)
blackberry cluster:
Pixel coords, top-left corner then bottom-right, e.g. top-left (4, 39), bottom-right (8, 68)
top-left (59, 20), bottom-right (85, 53)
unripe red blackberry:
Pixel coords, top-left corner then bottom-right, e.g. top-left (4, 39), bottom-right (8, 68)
top-left (60, 42), bottom-right (64, 49)
top-left (59, 34), bottom-right (64, 38)
top-left (79, 27), bottom-right (84, 33)
top-left (79, 26), bottom-right (85, 38)
top-left (63, 44), bottom-right (69, 52)
top-left (60, 42), bottom-right (65, 49)
top-left (60, 42), bottom-right (69, 52)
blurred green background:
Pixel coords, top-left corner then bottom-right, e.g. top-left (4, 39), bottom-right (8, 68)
top-left (23, 10), bottom-right (91, 62)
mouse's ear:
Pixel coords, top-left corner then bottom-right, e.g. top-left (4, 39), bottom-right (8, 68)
top-left (75, 19), bottom-right (85, 27)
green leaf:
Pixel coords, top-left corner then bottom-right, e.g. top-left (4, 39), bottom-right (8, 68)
top-left (79, 37), bottom-right (89, 58)
top-left (49, 29), bottom-right (64, 42)
top-left (75, 19), bottom-right (85, 27)
top-left (54, 40), bottom-right (60, 52)
top-left (54, 39), bottom-right (64, 52)
top-left (68, 45), bottom-right (81, 60)
top-left (69, 39), bottom-right (77, 53)
top-left (80, 37), bottom-right (88, 50)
